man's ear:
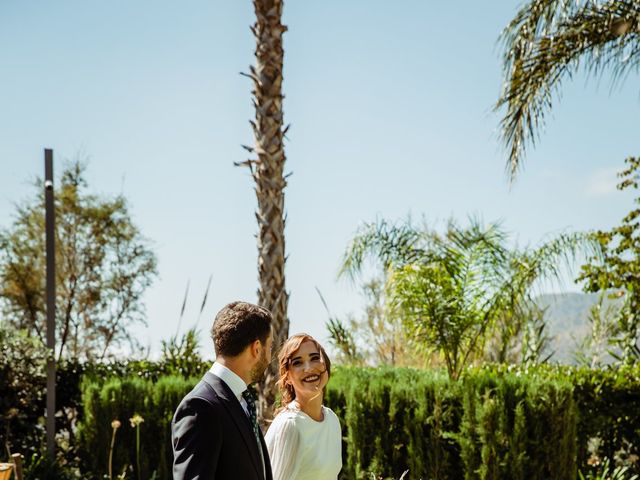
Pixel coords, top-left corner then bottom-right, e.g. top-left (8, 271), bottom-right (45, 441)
top-left (250, 338), bottom-right (262, 358)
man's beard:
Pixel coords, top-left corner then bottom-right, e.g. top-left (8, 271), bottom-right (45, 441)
top-left (250, 348), bottom-right (269, 383)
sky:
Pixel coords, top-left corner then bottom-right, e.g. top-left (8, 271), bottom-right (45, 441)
top-left (1, 1), bottom-right (637, 360)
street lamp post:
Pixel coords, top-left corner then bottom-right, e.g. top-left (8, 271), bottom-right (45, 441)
top-left (44, 148), bottom-right (56, 458)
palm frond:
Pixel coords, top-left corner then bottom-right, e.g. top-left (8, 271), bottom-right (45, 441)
top-left (339, 219), bottom-right (426, 281)
top-left (500, 0), bottom-right (583, 73)
top-left (517, 231), bottom-right (600, 296)
top-left (497, 0), bottom-right (640, 178)
top-left (444, 220), bottom-right (511, 310)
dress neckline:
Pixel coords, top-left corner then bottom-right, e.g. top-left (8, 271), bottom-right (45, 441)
top-left (287, 401), bottom-right (326, 423)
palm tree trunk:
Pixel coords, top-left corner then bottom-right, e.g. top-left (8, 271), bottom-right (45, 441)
top-left (239, 0), bottom-right (289, 425)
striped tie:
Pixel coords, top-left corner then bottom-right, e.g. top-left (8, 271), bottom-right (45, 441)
top-left (242, 386), bottom-right (265, 477)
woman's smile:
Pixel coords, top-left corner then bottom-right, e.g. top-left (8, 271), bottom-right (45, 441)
top-left (288, 340), bottom-right (329, 395)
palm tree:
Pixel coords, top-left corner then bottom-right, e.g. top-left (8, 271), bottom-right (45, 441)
top-left (340, 218), bottom-right (593, 380)
top-left (496, 0), bottom-right (640, 178)
top-left (237, 0), bottom-right (289, 423)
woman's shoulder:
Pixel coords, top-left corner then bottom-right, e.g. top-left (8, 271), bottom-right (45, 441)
top-left (271, 404), bottom-right (307, 425)
top-left (321, 406), bottom-right (341, 426)
top-left (266, 408), bottom-right (301, 442)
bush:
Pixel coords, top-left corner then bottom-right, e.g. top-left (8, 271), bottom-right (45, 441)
top-left (10, 358), bottom-right (637, 479)
top-left (0, 324), bottom-right (48, 459)
top-left (76, 375), bottom-right (195, 480)
top-left (21, 451), bottom-right (81, 480)
top-left (0, 330), bottom-right (208, 473)
top-left (325, 364), bottom-right (640, 479)
top-left (572, 365), bottom-right (640, 476)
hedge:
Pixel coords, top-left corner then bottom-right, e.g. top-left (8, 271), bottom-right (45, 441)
top-left (76, 375), bottom-right (196, 480)
top-left (326, 366), bottom-right (578, 479)
top-left (74, 364), bottom-right (640, 479)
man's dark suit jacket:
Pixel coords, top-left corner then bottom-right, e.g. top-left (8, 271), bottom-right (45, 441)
top-left (171, 372), bottom-right (273, 480)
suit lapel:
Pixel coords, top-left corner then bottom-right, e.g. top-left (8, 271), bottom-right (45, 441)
top-left (259, 430), bottom-right (273, 480)
top-left (204, 372), bottom-right (264, 479)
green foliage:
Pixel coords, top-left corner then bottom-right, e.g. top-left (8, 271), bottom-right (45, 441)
top-left (341, 218), bottom-right (591, 379)
top-left (160, 328), bottom-right (208, 378)
top-left (574, 293), bottom-right (621, 368)
top-left (323, 280), bottom-right (424, 367)
top-left (457, 369), bottom-right (576, 480)
top-left (21, 451), bottom-right (82, 480)
top-left (0, 159), bottom-right (158, 361)
top-left (0, 322), bottom-right (48, 459)
top-left (520, 306), bottom-right (554, 365)
top-left (496, 0), bottom-right (640, 175)
top-left (326, 316), bottom-right (364, 365)
top-left (0, 336), bottom-right (208, 473)
top-left (571, 365), bottom-right (640, 475)
top-left (77, 375), bottom-right (196, 480)
top-left (579, 157), bottom-right (640, 365)
top-left (54, 349), bottom-right (209, 467)
top-left (325, 364), bottom-right (640, 479)
top-left (26, 361), bottom-right (638, 479)
top-left (579, 457), bottom-right (640, 480)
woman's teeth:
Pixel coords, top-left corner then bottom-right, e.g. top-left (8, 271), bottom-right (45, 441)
top-left (303, 375), bottom-right (319, 382)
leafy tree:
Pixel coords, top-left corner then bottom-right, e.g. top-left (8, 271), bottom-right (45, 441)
top-left (578, 157), bottom-right (640, 364)
top-left (237, 0), bottom-right (290, 421)
top-left (341, 218), bottom-right (592, 379)
top-left (496, 0), bottom-right (640, 176)
top-left (0, 161), bottom-right (157, 361)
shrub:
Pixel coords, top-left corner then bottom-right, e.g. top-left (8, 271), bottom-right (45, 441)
top-left (0, 324), bottom-right (48, 459)
top-left (76, 375), bottom-right (195, 480)
top-left (325, 364), bottom-right (639, 479)
top-left (26, 361), bottom-right (640, 479)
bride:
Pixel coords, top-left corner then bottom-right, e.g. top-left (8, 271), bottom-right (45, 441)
top-left (265, 333), bottom-right (342, 480)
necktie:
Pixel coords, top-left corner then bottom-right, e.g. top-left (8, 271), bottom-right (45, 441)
top-left (242, 386), bottom-right (265, 477)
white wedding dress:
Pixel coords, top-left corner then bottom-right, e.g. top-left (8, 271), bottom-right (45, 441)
top-left (265, 403), bottom-right (342, 480)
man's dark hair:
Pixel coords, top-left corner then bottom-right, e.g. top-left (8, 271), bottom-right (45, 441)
top-left (211, 301), bottom-right (272, 357)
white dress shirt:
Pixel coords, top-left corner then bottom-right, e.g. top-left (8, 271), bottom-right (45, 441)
top-left (209, 362), bottom-right (250, 416)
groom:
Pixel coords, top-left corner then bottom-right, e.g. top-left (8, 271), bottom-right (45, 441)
top-left (172, 301), bottom-right (274, 480)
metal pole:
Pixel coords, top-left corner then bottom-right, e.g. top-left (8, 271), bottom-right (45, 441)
top-left (44, 148), bottom-right (56, 458)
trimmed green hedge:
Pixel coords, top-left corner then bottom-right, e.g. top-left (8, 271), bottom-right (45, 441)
top-left (571, 365), bottom-right (640, 472)
top-left (75, 364), bottom-right (640, 479)
top-left (326, 366), bottom-right (579, 480)
top-left (77, 375), bottom-right (195, 480)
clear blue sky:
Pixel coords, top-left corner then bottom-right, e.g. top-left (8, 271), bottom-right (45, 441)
top-left (1, 1), bottom-right (637, 359)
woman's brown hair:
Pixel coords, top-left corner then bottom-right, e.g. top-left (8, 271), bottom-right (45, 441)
top-left (275, 333), bottom-right (331, 412)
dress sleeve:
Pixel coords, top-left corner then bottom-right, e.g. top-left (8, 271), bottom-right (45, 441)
top-left (265, 416), bottom-right (301, 480)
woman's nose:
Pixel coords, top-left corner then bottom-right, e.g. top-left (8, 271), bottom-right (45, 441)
top-left (302, 360), bottom-right (317, 371)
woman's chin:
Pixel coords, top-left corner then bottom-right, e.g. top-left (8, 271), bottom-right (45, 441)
top-left (294, 388), bottom-right (324, 401)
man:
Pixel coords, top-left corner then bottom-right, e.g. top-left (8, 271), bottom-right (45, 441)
top-left (172, 301), bottom-right (274, 480)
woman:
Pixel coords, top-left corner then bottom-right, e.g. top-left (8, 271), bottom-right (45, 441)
top-left (265, 333), bottom-right (342, 480)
